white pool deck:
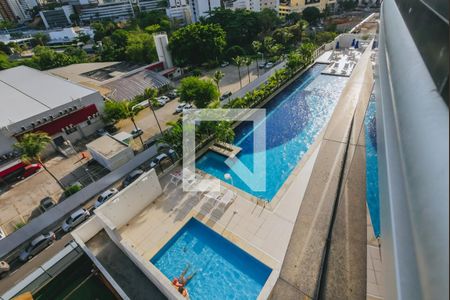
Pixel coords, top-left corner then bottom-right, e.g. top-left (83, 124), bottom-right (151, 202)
top-left (319, 49), bottom-right (364, 77)
top-left (118, 142), bottom-right (321, 271)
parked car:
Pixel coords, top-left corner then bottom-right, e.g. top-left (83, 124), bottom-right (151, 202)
top-left (258, 62), bottom-right (266, 69)
top-left (184, 103), bottom-right (193, 110)
top-left (104, 124), bottom-right (119, 134)
top-left (61, 208), bottom-right (90, 232)
top-left (131, 128), bottom-right (143, 138)
top-left (96, 128), bottom-right (107, 137)
top-left (123, 169), bottom-right (144, 187)
top-left (94, 188), bottom-right (119, 208)
top-left (175, 103), bottom-right (186, 113)
top-left (19, 232), bottom-right (56, 261)
top-left (149, 153), bottom-right (169, 170)
top-left (167, 91), bottom-right (178, 100)
top-left (0, 261), bottom-right (10, 278)
top-left (39, 197), bottom-right (56, 212)
top-left (221, 61), bottom-right (230, 67)
top-left (265, 62), bottom-right (274, 69)
top-left (220, 91), bottom-right (232, 100)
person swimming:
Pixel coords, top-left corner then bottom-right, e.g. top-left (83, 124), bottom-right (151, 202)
top-left (172, 264), bottom-right (197, 287)
top-left (178, 286), bottom-right (189, 297)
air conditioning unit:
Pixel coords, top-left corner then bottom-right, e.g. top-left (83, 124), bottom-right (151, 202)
top-left (21, 126), bottom-right (26, 131)
top-left (36, 120), bottom-right (41, 125)
top-left (31, 122), bottom-right (35, 127)
top-left (64, 109), bottom-right (68, 114)
top-left (49, 116), bottom-right (54, 120)
top-left (87, 116), bottom-right (92, 120)
top-left (43, 117), bottom-right (47, 122)
top-left (59, 111), bottom-right (63, 116)
top-left (73, 105), bottom-right (77, 110)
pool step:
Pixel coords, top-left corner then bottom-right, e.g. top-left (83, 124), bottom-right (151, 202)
top-left (209, 142), bottom-right (242, 158)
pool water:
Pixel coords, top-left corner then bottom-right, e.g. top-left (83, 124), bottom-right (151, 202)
top-left (151, 218), bottom-right (272, 300)
top-left (197, 64), bottom-right (348, 200)
top-left (364, 97), bottom-right (380, 237)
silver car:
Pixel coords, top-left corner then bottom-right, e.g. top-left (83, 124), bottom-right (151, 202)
top-left (19, 232), bottom-right (56, 262)
top-left (61, 208), bottom-right (90, 232)
top-left (94, 188), bottom-right (119, 208)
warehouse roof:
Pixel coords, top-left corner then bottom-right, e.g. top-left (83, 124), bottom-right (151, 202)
top-left (0, 66), bottom-right (97, 128)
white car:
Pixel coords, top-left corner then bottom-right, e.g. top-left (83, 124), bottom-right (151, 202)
top-left (265, 62), bottom-right (274, 69)
top-left (61, 208), bottom-right (90, 232)
top-left (175, 103), bottom-right (186, 113)
top-left (94, 188), bottom-right (119, 208)
top-left (184, 103), bottom-right (193, 110)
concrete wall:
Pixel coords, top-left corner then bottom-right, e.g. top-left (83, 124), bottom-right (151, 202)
top-left (95, 169), bottom-right (162, 229)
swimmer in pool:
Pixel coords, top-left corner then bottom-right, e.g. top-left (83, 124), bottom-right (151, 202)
top-left (173, 264), bottom-right (197, 287)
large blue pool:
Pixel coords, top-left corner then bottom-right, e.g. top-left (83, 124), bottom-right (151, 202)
top-left (151, 218), bottom-right (272, 300)
top-left (364, 96), bottom-right (380, 237)
top-left (197, 64), bottom-right (348, 200)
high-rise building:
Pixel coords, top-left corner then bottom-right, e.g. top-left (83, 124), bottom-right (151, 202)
top-left (137, 0), bottom-right (161, 12)
top-left (39, 5), bottom-right (74, 29)
top-left (78, 0), bottom-right (134, 23)
top-left (153, 32), bottom-right (173, 69)
top-left (165, 0), bottom-right (192, 25)
top-left (189, 0), bottom-right (220, 22)
top-left (0, 0), bottom-right (33, 22)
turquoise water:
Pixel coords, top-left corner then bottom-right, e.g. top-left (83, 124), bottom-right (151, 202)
top-left (364, 96), bottom-right (380, 237)
top-left (151, 218), bottom-right (272, 300)
top-left (197, 64), bottom-right (348, 200)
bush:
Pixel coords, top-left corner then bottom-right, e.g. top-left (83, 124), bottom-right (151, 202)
top-left (14, 222), bottom-right (26, 231)
top-left (64, 184), bottom-right (82, 197)
top-left (191, 68), bottom-right (202, 77)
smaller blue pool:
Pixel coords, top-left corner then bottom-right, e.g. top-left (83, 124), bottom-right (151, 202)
top-left (151, 218), bottom-right (272, 300)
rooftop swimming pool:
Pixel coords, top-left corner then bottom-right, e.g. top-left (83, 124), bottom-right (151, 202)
top-left (151, 218), bottom-right (272, 300)
top-left (365, 96), bottom-right (380, 237)
top-left (197, 64), bottom-right (348, 200)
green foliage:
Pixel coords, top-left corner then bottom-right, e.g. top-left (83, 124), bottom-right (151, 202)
top-left (14, 222), bottom-right (26, 231)
top-left (33, 33), bottom-right (49, 46)
top-left (169, 23), bottom-right (226, 66)
top-left (213, 70), bottom-right (224, 90)
top-left (215, 121), bottom-right (235, 143)
top-left (0, 20), bottom-right (15, 29)
top-left (314, 31), bottom-right (337, 45)
top-left (225, 45), bottom-right (246, 60)
top-left (205, 8), bottom-right (281, 50)
top-left (192, 68), bottom-right (202, 77)
top-left (64, 184), bottom-right (82, 197)
top-left (0, 51), bottom-right (17, 70)
top-left (302, 7), bottom-right (321, 25)
top-left (23, 46), bottom-right (88, 70)
top-left (158, 120), bottom-right (183, 155)
top-left (179, 76), bottom-right (219, 108)
top-left (285, 12), bottom-right (301, 24)
top-left (339, 0), bottom-right (358, 11)
top-left (13, 132), bottom-right (52, 163)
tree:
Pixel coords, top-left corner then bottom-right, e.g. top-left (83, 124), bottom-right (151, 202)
top-left (14, 132), bottom-right (65, 189)
top-left (299, 42), bottom-right (316, 65)
top-left (158, 120), bottom-right (183, 155)
top-left (285, 12), bottom-right (301, 25)
top-left (252, 40), bottom-right (262, 76)
top-left (314, 31), bottom-right (337, 45)
top-left (243, 57), bottom-right (252, 83)
top-left (224, 45), bottom-right (245, 61)
top-left (215, 121), bottom-right (235, 143)
top-left (103, 100), bottom-right (144, 146)
top-left (179, 76), bottom-right (219, 108)
top-left (168, 23), bottom-right (226, 66)
top-left (302, 7), bottom-right (321, 25)
top-left (232, 56), bottom-right (244, 89)
top-left (213, 70), bottom-right (224, 94)
top-left (143, 88), bottom-right (163, 136)
top-left (77, 32), bottom-right (90, 44)
top-left (33, 33), bottom-right (49, 46)
top-left (286, 51), bottom-right (302, 74)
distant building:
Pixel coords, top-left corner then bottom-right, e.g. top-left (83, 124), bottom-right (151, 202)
top-left (78, 0), bottom-right (134, 23)
top-left (165, 0), bottom-right (192, 25)
top-left (280, 0), bottom-right (336, 16)
top-left (86, 134), bottom-right (134, 171)
top-left (0, 66), bottom-right (105, 160)
top-left (0, 0), bottom-right (36, 22)
top-left (39, 5), bottom-right (74, 29)
top-left (189, 0), bottom-right (220, 22)
top-left (137, 0), bottom-right (161, 12)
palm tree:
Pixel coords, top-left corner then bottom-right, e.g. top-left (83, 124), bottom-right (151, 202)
top-left (122, 101), bottom-right (144, 147)
top-left (244, 57), bottom-right (252, 84)
top-left (213, 70), bottom-right (224, 94)
top-left (232, 56), bottom-right (244, 89)
top-left (144, 88), bottom-right (164, 137)
top-left (14, 132), bottom-right (65, 189)
top-left (252, 41), bottom-right (262, 77)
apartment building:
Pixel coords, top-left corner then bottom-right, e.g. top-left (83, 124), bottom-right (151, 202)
top-left (165, 0), bottom-right (192, 25)
top-left (279, 0), bottom-right (336, 17)
top-left (78, 0), bottom-right (134, 22)
top-left (0, 0), bottom-right (36, 22)
top-left (189, 0), bottom-right (220, 22)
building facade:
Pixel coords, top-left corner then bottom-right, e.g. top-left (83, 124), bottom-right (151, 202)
top-left (39, 5), bottom-right (73, 29)
top-left (189, 0), bottom-right (220, 22)
top-left (79, 0), bottom-right (134, 23)
top-left (165, 0), bottom-right (191, 25)
top-left (279, 0), bottom-right (336, 17)
top-left (0, 66), bottom-right (105, 159)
